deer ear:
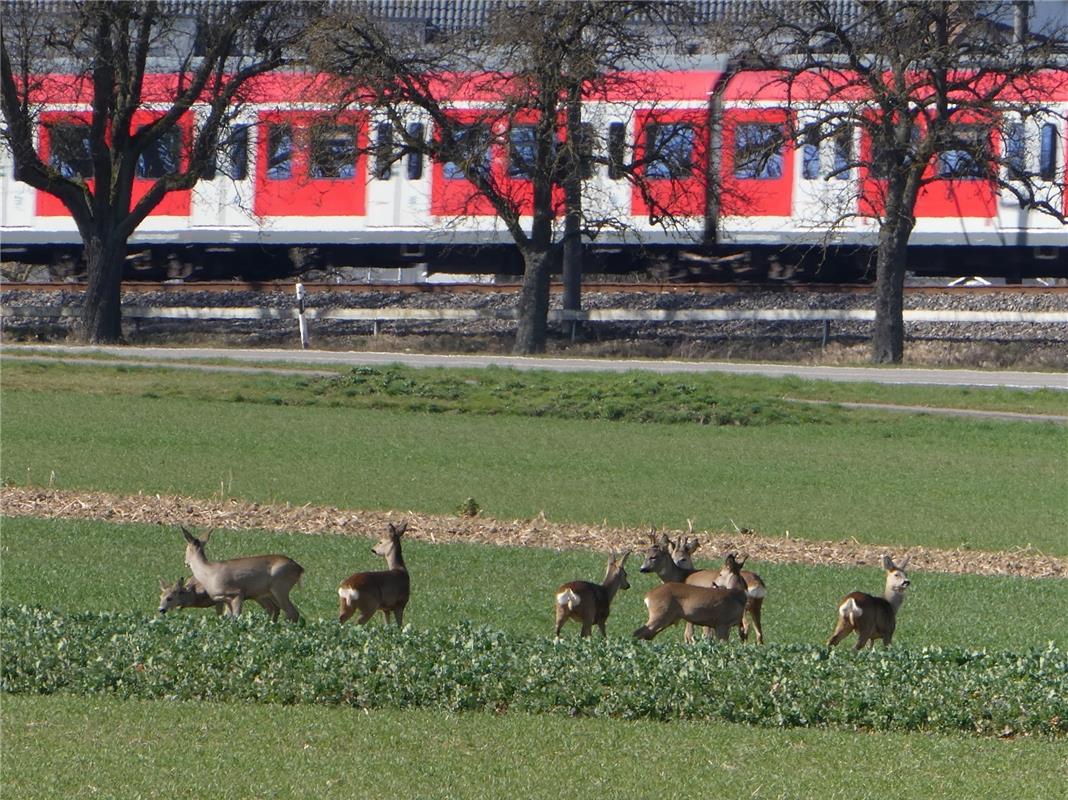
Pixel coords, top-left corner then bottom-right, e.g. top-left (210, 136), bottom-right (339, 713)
top-left (176, 576), bottom-right (186, 588)
top-left (619, 551), bottom-right (631, 567)
top-left (898, 554), bottom-right (910, 569)
top-left (159, 577), bottom-right (168, 590)
top-left (202, 529), bottom-right (214, 545)
top-left (181, 526), bottom-right (195, 544)
top-left (689, 538), bottom-right (701, 553)
top-left (882, 554), bottom-right (895, 571)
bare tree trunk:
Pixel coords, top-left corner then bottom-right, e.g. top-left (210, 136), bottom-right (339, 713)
top-left (514, 245), bottom-right (553, 354)
top-left (81, 232), bottom-right (127, 343)
top-left (871, 197), bottom-right (914, 363)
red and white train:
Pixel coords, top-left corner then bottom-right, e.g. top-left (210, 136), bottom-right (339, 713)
top-left (2, 67), bottom-right (1065, 281)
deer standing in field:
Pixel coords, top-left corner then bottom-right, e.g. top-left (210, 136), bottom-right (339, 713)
top-left (671, 535), bottom-right (768, 644)
top-left (338, 522), bottom-right (411, 626)
top-left (633, 551), bottom-right (748, 642)
top-left (157, 576), bottom-right (281, 619)
top-left (554, 551), bottom-right (631, 637)
top-left (826, 555), bottom-right (911, 650)
top-left (638, 530), bottom-right (725, 643)
top-left (180, 526), bottom-right (303, 622)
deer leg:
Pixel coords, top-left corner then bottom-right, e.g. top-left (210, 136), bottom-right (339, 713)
top-left (597, 620), bottom-right (607, 637)
top-left (554, 608), bottom-right (568, 638)
top-left (748, 598), bottom-right (765, 645)
top-left (393, 606), bottom-right (405, 628)
top-left (382, 610), bottom-right (392, 626)
top-left (271, 589), bottom-right (300, 623)
top-left (714, 622), bottom-right (732, 641)
top-left (229, 595), bottom-right (244, 618)
top-left (826, 620), bottom-right (853, 647)
top-left (683, 622), bottom-right (695, 644)
top-left (255, 596), bottom-right (281, 622)
top-left (853, 633), bottom-right (871, 651)
top-left (354, 607), bottom-right (377, 625)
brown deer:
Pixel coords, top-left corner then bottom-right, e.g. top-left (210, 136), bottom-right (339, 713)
top-left (554, 551), bottom-right (631, 637)
top-left (157, 576), bottom-right (281, 619)
top-left (827, 555), bottom-right (911, 650)
top-left (633, 552), bottom-right (747, 642)
top-left (338, 522), bottom-right (411, 626)
top-left (672, 536), bottom-right (768, 644)
top-left (180, 526), bottom-right (303, 622)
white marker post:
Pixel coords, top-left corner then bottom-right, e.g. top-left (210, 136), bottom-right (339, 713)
top-left (295, 282), bottom-right (309, 349)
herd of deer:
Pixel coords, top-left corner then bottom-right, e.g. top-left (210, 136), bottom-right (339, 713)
top-left (157, 523), bottom-right (911, 651)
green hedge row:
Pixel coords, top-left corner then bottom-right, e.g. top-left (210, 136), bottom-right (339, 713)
top-left (3, 606), bottom-right (1065, 738)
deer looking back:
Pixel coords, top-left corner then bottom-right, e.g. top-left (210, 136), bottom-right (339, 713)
top-left (827, 555), bottom-right (911, 650)
top-left (338, 522), bottom-right (411, 626)
top-left (554, 551), bottom-right (630, 637)
top-left (633, 551), bottom-right (747, 642)
top-left (672, 537), bottom-right (767, 645)
top-left (181, 526), bottom-right (303, 622)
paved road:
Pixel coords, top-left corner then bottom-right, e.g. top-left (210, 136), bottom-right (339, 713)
top-left (5, 343), bottom-right (1067, 391)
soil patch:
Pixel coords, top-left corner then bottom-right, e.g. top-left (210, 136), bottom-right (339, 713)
top-left (3, 486), bottom-right (1064, 579)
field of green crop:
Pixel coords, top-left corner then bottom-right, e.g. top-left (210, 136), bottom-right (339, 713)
top-left (2, 357), bottom-right (1067, 798)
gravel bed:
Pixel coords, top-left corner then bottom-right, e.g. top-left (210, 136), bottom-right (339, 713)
top-left (3, 285), bottom-right (1067, 367)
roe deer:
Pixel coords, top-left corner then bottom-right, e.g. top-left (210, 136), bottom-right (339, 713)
top-left (157, 576), bottom-right (281, 619)
top-left (827, 555), bottom-right (911, 650)
top-left (633, 552), bottom-right (747, 642)
top-left (554, 551), bottom-right (631, 637)
top-left (672, 537), bottom-right (768, 644)
top-left (181, 526), bottom-right (303, 622)
top-left (338, 522), bottom-right (411, 626)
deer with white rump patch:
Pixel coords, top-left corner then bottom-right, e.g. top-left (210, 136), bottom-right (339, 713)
top-left (157, 576), bottom-right (281, 619)
top-left (633, 552), bottom-right (747, 642)
top-left (180, 526), bottom-right (303, 622)
top-left (671, 534), bottom-right (768, 644)
top-left (554, 551), bottom-right (631, 637)
top-left (826, 554), bottom-right (911, 650)
top-left (338, 522), bottom-right (411, 626)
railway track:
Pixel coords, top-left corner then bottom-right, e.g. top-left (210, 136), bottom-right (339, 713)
top-left (3, 280), bottom-right (1066, 295)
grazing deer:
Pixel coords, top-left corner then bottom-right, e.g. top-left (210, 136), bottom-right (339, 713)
top-left (633, 552), bottom-right (747, 642)
top-left (157, 576), bottom-right (281, 619)
top-left (180, 526), bottom-right (303, 622)
top-left (554, 551), bottom-right (631, 637)
top-left (338, 522), bottom-right (411, 626)
top-left (827, 555), bottom-right (911, 650)
top-left (672, 536), bottom-right (768, 645)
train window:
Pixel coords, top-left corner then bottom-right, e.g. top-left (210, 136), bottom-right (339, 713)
top-left (734, 123), bottom-right (783, 179)
top-left (406, 122), bottom-right (425, 180)
top-left (832, 126), bottom-right (852, 180)
top-left (266, 124), bottom-right (293, 180)
top-left (801, 128), bottom-right (820, 180)
top-left (136, 127), bottom-right (182, 179)
top-left (645, 123), bottom-right (695, 179)
top-left (937, 124), bottom-right (989, 180)
top-left (607, 122), bottom-right (626, 180)
top-left (205, 123), bottom-right (249, 181)
top-left (310, 124), bottom-right (357, 179)
top-left (1039, 123), bottom-right (1058, 181)
top-left (443, 124), bottom-right (491, 180)
top-left (508, 125), bottom-right (538, 179)
top-left (47, 123), bottom-right (93, 179)
top-left (1004, 122), bottom-right (1026, 179)
top-left (375, 122), bottom-right (393, 180)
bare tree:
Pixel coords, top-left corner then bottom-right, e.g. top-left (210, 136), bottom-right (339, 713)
top-left (1, 0), bottom-right (307, 342)
top-left (309, 1), bottom-right (705, 354)
top-left (717, 1), bottom-right (1067, 363)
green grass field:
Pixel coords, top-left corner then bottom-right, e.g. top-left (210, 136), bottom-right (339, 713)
top-left (2, 361), bottom-right (1065, 553)
top-left (6, 695), bottom-right (1064, 800)
top-left (3, 358), bottom-right (1066, 798)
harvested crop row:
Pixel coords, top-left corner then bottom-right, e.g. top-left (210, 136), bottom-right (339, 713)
top-left (2, 486), bottom-right (1065, 579)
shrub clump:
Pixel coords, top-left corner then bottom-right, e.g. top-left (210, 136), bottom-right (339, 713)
top-left (2, 605), bottom-right (1064, 738)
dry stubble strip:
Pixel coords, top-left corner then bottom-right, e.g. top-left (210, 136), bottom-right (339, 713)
top-left (1, 486), bottom-right (1064, 580)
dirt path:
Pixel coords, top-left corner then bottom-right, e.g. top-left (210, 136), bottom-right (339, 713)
top-left (3, 486), bottom-right (1065, 579)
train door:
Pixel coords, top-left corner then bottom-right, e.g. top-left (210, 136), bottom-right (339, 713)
top-left (997, 114), bottom-right (1065, 243)
top-left (0, 140), bottom-right (36, 231)
top-left (191, 117), bottom-right (256, 228)
top-left (794, 112), bottom-right (858, 228)
top-left (365, 114), bottom-right (430, 229)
